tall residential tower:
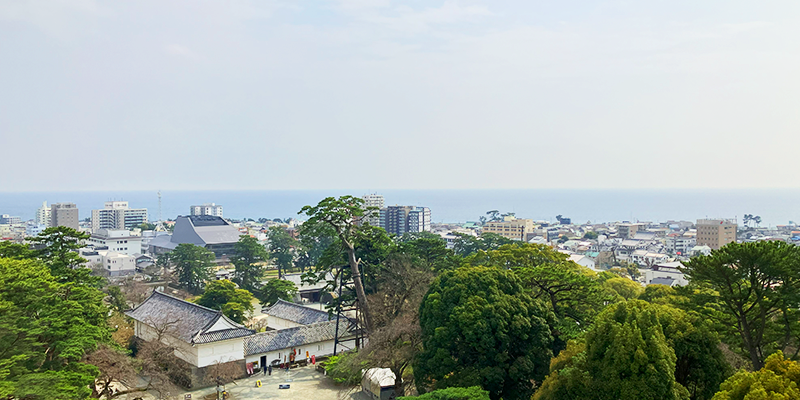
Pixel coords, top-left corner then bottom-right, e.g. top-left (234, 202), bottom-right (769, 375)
top-left (91, 201), bottom-right (148, 231)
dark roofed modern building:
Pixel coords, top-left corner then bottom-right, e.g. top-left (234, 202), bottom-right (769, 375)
top-left (148, 215), bottom-right (242, 258)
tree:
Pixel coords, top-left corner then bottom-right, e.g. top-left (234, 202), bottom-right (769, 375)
top-left (299, 196), bottom-right (378, 332)
top-left (0, 241), bottom-right (33, 259)
top-left (231, 234), bottom-right (268, 292)
top-left (195, 280), bottom-right (255, 323)
top-left (106, 286), bottom-right (128, 313)
top-left (535, 300), bottom-right (690, 400)
top-left (468, 244), bottom-right (610, 343)
top-left (639, 284), bottom-right (678, 304)
top-left (399, 386), bottom-right (490, 400)
top-left (452, 233), bottom-right (515, 257)
top-left (358, 254), bottom-right (434, 396)
top-left (415, 266), bottom-right (554, 400)
top-left (323, 352), bottom-right (366, 385)
top-left (486, 210), bottom-right (500, 222)
top-left (136, 222), bottom-right (156, 231)
top-left (266, 226), bottom-right (297, 278)
top-left (170, 243), bottom-right (215, 295)
top-left (682, 241), bottom-right (800, 369)
top-left (711, 350), bottom-right (799, 400)
top-left (396, 232), bottom-right (456, 272)
top-left (29, 226), bottom-right (97, 285)
top-left (657, 305), bottom-right (731, 400)
top-left (256, 278), bottom-right (297, 306)
top-left (83, 344), bottom-right (140, 399)
top-left (583, 231), bottom-right (599, 240)
top-left (0, 257), bottom-right (109, 399)
top-left (603, 277), bottom-right (644, 300)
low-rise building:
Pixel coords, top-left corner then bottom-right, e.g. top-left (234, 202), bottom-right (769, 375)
top-left (83, 250), bottom-right (136, 276)
top-left (643, 261), bottom-right (688, 286)
top-left (617, 223), bottom-right (645, 239)
top-left (85, 229), bottom-right (142, 256)
top-left (696, 219), bottom-right (737, 250)
top-left (125, 290), bottom-right (359, 386)
top-left (148, 215), bottom-right (242, 258)
top-left (482, 217), bottom-right (535, 241)
top-left (0, 215), bottom-right (22, 225)
top-left (262, 299), bottom-right (332, 330)
top-left (569, 254), bottom-right (597, 271)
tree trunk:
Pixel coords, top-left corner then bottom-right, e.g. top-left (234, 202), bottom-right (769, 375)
top-left (345, 240), bottom-right (373, 333)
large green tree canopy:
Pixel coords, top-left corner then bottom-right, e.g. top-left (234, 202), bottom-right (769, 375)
top-left (682, 241), bottom-right (800, 369)
top-left (0, 257), bottom-right (108, 399)
top-left (195, 279), bottom-right (254, 324)
top-left (536, 300), bottom-right (693, 400)
top-left (711, 350), bottom-right (800, 400)
top-left (415, 266), bottom-right (553, 400)
top-left (467, 244), bottom-right (610, 343)
top-left (170, 243), bottom-right (215, 295)
top-left (231, 234), bottom-right (268, 293)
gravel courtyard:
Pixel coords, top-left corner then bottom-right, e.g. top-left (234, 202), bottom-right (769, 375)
top-left (181, 365), bottom-right (371, 400)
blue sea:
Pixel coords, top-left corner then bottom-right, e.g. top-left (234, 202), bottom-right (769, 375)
top-left (1, 189), bottom-right (799, 227)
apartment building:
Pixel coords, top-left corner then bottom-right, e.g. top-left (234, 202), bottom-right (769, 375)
top-left (482, 217), bottom-right (535, 241)
top-left (696, 219), bottom-right (737, 250)
top-left (51, 203), bottom-right (79, 229)
top-left (190, 203), bottom-right (223, 218)
top-left (379, 205), bottom-right (431, 236)
top-left (361, 194), bottom-right (384, 227)
top-left (91, 201), bottom-right (148, 231)
top-left (35, 201), bottom-right (51, 227)
top-left (0, 215), bottom-right (21, 225)
top-left (617, 223), bottom-right (645, 239)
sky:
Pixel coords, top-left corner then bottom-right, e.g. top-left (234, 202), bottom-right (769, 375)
top-left (1, 0), bottom-right (799, 191)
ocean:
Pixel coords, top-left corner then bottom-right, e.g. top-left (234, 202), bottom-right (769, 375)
top-left (1, 189), bottom-right (799, 227)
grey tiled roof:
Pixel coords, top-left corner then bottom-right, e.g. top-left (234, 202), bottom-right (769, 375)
top-left (263, 299), bottom-right (332, 325)
top-left (650, 277), bottom-right (676, 286)
top-left (244, 319), bottom-right (357, 356)
top-left (126, 291), bottom-right (254, 344)
top-left (195, 328), bottom-right (254, 344)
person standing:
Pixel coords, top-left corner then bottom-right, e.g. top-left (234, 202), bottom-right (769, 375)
top-left (263, 363), bottom-right (267, 376)
top-left (268, 365), bottom-right (272, 376)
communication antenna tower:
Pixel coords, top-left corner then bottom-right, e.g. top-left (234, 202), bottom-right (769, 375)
top-left (155, 190), bottom-right (167, 232)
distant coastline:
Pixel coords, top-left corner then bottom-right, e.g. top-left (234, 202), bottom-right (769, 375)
top-left (1, 189), bottom-right (799, 227)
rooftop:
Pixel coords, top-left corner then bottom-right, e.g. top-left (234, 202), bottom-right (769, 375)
top-left (244, 319), bottom-right (357, 356)
top-left (262, 299), bottom-right (332, 325)
top-left (125, 291), bottom-right (254, 344)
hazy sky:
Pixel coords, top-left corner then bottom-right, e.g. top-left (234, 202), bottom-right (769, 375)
top-left (2, 1), bottom-right (799, 191)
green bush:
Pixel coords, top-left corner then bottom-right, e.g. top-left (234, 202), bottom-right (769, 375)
top-left (399, 386), bottom-right (490, 400)
top-left (323, 352), bottom-right (365, 385)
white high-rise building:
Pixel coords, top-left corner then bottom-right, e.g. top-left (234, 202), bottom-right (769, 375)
top-left (35, 201), bottom-right (51, 227)
top-left (361, 194), bottom-right (384, 227)
top-left (91, 201), bottom-right (148, 231)
top-left (190, 203), bottom-right (224, 218)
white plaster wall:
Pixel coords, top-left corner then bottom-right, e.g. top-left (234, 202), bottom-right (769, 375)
top-left (196, 338), bottom-right (245, 368)
top-left (135, 321), bottom-right (199, 366)
top-left (266, 316), bottom-right (303, 330)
